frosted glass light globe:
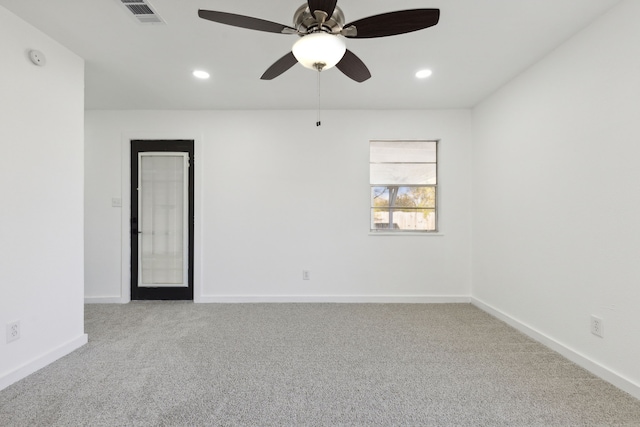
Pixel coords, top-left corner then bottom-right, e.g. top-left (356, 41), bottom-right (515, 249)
top-left (292, 33), bottom-right (346, 71)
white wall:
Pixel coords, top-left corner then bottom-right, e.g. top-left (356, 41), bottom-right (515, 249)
top-left (84, 110), bottom-right (472, 302)
top-left (0, 7), bottom-right (86, 390)
top-left (472, 0), bottom-right (640, 397)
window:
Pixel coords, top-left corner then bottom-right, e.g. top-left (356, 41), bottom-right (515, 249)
top-left (370, 140), bottom-right (437, 232)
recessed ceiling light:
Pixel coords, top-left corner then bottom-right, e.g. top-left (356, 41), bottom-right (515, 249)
top-left (193, 70), bottom-right (210, 79)
top-left (415, 69), bottom-right (433, 79)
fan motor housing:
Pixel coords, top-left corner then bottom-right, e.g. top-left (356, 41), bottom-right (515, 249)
top-left (293, 4), bottom-right (345, 34)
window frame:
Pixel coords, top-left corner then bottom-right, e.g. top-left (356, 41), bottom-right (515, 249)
top-left (369, 139), bottom-right (439, 234)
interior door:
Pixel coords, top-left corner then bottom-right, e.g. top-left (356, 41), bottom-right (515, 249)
top-left (131, 140), bottom-right (194, 300)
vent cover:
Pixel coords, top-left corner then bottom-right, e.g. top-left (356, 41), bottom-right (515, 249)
top-left (119, 0), bottom-right (165, 24)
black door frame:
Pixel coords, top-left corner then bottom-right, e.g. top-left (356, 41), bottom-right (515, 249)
top-left (130, 139), bottom-right (194, 300)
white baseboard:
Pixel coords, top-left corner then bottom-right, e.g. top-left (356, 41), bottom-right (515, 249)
top-left (471, 297), bottom-right (640, 400)
top-left (84, 296), bottom-right (126, 304)
top-left (196, 295), bottom-right (471, 303)
top-left (0, 334), bottom-right (88, 391)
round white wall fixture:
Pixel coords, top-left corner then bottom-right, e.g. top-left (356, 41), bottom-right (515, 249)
top-left (29, 50), bottom-right (46, 66)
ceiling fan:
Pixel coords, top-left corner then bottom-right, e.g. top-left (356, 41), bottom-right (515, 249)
top-left (198, 1), bottom-right (440, 83)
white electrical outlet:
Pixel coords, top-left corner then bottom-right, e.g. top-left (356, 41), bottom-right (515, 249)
top-left (591, 315), bottom-right (604, 338)
top-left (6, 321), bottom-right (20, 343)
top-left (302, 270), bottom-right (310, 280)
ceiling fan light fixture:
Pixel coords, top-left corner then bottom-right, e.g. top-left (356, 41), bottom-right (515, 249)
top-left (292, 32), bottom-right (346, 71)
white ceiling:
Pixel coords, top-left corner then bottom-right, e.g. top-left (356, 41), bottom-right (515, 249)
top-left (2, 0), bottom-right (621, 110)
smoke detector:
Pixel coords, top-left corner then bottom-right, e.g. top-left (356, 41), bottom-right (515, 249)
top-left (29, 50), bottom-right (46, 66)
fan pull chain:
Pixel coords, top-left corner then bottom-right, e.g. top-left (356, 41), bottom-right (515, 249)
top-left (316, 70), bottom-right (321, 127)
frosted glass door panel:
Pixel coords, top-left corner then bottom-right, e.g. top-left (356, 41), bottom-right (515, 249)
top-left (138, 153), bottom-right (188, 287)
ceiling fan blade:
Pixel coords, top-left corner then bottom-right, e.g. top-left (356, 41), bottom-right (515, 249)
top-left (308, 0), bottom-right (338, 20)
top-left (336, 50), bottom-right (371, 83)
top-left (198, 10), bottom-right (298, 34)
top-left (342, 9), bottom-right (440, 39)
top-left (261, 52), bottom-right (298, 80)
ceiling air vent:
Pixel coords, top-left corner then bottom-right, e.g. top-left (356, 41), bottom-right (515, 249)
top-left (119, 0), bottom-right (165, 24)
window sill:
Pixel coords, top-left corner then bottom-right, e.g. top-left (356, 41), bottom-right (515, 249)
top-left (368, 232), bottom-right (444, 237)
